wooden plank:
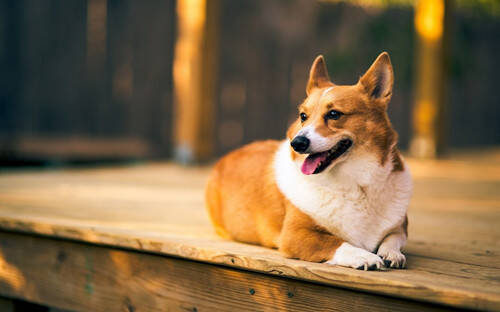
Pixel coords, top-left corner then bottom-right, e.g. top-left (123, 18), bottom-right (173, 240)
top-left (0, 211), bottom-right (498, 310)
top-left (128, 0), bottom-right (176, 157)
top-left (0, 154), bottom-right (498, 310)
top-left (105, 0), bottom-right (176, 157)
top-left (17, 1), bottom-right (88, 136)
top-left (0, 231), bottom-right (455, 312)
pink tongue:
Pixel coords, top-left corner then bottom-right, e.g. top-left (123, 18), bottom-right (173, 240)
top-left (301, 152), bottom-right (328, 175)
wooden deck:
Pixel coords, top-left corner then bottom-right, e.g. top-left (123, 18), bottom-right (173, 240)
top-left (0, 150), bottom-right (499, 311)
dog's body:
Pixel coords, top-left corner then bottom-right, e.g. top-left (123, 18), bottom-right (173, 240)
top-left (206, 52), bottom-right (412, 270)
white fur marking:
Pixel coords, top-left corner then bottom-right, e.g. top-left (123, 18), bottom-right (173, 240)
top-left (296, 125), bottom-right (333, 153)
top-left (327, 242), bottom-right (384, 270)
top-left (274, 140), bottom-right (412, 252)
top-left (321, 86), bottom-right (334, 98)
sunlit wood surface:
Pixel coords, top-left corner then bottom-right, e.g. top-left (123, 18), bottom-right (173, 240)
top-left (0, 150), bottom-right (499, 310)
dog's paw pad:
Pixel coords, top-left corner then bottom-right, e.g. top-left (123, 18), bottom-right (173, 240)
top-left (378, 250), bottom-right (406, 269)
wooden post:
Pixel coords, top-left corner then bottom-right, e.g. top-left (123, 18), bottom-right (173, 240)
top-left (173, 0), bottom-right (219, 163)
top-left (86, 0), bottom-right (107, 73)
top-left (410, 0), bottom-right (450, 158)
top-left (86, 0), bottom-right (108, 135)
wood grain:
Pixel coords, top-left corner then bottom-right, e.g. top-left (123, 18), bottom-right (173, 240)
top-left (0, 232), bottom-right (456, 312)
top-left (0, 153), bottom-right (499, 310)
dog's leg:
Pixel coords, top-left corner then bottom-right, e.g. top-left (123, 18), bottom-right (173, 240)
top-left (377, 231), bottom-right (407, 268)
top-left (279, 204), bottom-right (384, 270)
top-left (376, 217), bottom-right (408, 268)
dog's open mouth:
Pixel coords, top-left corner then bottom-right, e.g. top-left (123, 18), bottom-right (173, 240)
top-left (301, 139), bottom-right (353, 175)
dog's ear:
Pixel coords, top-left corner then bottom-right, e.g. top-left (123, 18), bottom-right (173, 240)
top-left (306, 55), bottom-right (332, 95)
top-left (359, 52), bottom-right (393, 103)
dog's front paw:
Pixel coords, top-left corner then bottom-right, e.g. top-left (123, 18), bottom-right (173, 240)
top-left (326, 242), bottom-right (385, 270)
top-left (377, 249), bottom-right (406, 269)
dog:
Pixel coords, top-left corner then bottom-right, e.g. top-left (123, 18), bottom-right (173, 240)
top-left (206, 52), bottom-right (412, 270)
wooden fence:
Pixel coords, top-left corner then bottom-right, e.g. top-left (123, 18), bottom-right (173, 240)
top-left (0, 0), bottom-right (498, 164)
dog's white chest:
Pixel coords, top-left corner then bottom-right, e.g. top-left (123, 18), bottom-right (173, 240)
top-left (274, 141), bottom-right (409, 252)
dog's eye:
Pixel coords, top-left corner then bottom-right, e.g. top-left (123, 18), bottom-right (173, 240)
top-left (326, 110), bottom-right (343, 120)
top-left (300, 113), bottom-right (308, 122)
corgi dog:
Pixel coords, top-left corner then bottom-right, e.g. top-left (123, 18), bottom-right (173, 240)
top-left (206, 52), bottom-right (412, 270)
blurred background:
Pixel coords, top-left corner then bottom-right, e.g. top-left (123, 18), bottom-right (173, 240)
top-left (0, 0), bottom-right (499, 168)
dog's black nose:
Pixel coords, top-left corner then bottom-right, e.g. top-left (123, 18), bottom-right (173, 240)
top-left (291, 136), bottom-right (310, 153)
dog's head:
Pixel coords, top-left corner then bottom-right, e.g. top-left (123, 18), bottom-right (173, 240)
top-left (287, 52), bottom-right (397, 175)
